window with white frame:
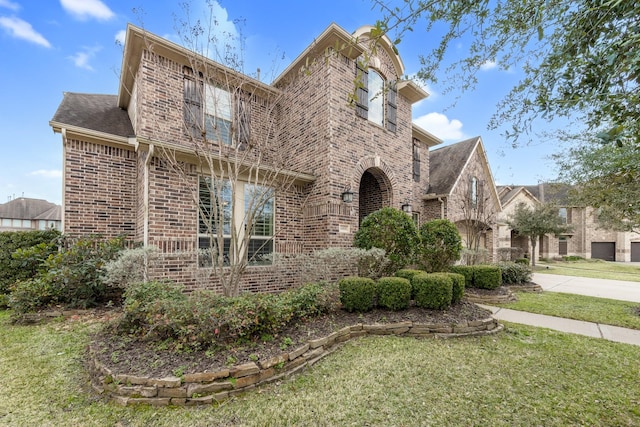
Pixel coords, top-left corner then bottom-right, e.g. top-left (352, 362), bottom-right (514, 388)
top-left (559, 207), bottom-right (568, 224)
top-left (198, 177), bottom-right (274, 267)
top-left (355, 60), bottom-right (397, 132)
top-left (470, 176), bottom-right (479, 208)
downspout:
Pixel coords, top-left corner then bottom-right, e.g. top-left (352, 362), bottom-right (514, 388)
top-left (437, 197), bottom-right (444, 219)
top-left (61, 128), bottom-right (67, 233)
top-left (143, 143), bottom-right (154, 247)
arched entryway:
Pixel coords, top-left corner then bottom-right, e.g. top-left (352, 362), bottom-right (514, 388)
top-left (359, 168), bottom-right (392, 224)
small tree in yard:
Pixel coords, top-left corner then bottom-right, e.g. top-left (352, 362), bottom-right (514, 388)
top-left (354, 207), bottom-right (418, 273)
top-left (458, 176), bottom-right (495, 265)
top-left (417, 219), bottom-right (462, 273)
top-left (507, 202), bottom-right (573, 268)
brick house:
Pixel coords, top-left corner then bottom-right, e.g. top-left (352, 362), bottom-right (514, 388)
top-left (497, 183), bottom-right (640, 262)
top-left (423, 137), bottom-right (502, 262)
top-left (50, 23), bottom-right (500, 292)
top-left (0, 197), bottom-right (61, 232)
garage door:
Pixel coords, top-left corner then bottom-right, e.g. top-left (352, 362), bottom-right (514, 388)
top-left (632, 242), bottom-right (640, 262)
top-left (591, 242), bottom-right (615, 261)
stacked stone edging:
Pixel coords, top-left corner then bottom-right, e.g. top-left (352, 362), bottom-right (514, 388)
top-left (464, 289), bottom-right (517, 304)
top-left (508, 283), bottom-right (544, 293)
top-left (88, 317), bottom-right (503, 407)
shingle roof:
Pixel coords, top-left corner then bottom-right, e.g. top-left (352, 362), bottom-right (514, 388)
top-left (427, 137), bottom-right (480, 195)
top-left (50, 92), bottom-right (134, 137)
top-left (0, 198), bottom-right (61, 220)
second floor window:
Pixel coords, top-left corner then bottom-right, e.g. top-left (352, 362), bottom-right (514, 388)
top-left (559, 207), bottom-right (568, 224)
top-left (355, 60), bottom-right (397, 132)
top-left (413, 140), bottom-right (421, 182)
top-left (471, 176), bottom-right (479, 208)
top-left (184, 67), bottom-right (250, 146)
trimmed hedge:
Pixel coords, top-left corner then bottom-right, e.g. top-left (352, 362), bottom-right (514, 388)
top-left (377, 277), bottom-right (411, 311)
top-left (473, 265), bottom-right (502, 290)
top-left (411, 273), bottom-right (453, 310)
top-left (338, 277), bottom-right (377, 312)
top-left (448, 265), bottom-right (502, 290)
top-left (446, 272), bottom-right (465, 304)
top-left (448, 265), bottom-right (474, 288)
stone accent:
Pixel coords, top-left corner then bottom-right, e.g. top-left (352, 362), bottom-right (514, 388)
top-left (464, 289), bottom-right (517, 304)
top-left (88, 315), bottom-right (503, 407)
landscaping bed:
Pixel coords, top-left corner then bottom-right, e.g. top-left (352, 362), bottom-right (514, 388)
top-left (90, 301), bottom-right (492, 379)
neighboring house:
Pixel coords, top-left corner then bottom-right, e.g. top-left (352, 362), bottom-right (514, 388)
top-left (498, 183), bottom-right (640, 262)
top-left (49, 23), bottom-right (496, 292)
top-left (423, 137), bottom-right (502, 261)
top-left (0, 197), bottom-right (61, 232)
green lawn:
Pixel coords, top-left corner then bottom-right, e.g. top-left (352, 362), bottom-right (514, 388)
top-left (498, 291), bottom-right (640, 330)
top-left (1, 310), bottom-right (640, 426)
top-left (536, 259), bottom-right (640, 282)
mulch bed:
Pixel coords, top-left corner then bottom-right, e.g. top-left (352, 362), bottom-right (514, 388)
top-left (89, 301), bottom-right (492, 378)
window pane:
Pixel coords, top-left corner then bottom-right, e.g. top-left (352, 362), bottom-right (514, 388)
top-left (245, 185), bottom-right (274, 237)
top-left (199, 177), bottom-right (232, 235)
top-left (368, 71), bottom-right (384, 126)
top-left (248, 238), bottom-right (273, 265)
top-left (204, 84), bottom-right (232, 144)
top-left (198, 236), bottom-right (231, 267)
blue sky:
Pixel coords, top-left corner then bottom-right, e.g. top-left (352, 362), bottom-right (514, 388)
top-left (0, 0), bottom-right (562, 206)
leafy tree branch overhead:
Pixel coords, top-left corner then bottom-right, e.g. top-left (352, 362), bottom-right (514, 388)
top-left (371, 0), bottom-right (640, 146)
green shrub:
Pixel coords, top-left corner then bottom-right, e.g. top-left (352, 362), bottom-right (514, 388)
top-left (354, 207), bottom-right (418, 273)
top-left (338, 277), bottom-right (377, 312)
top-left (446, 272), bottom-right (465, 304)
top-left (496, 262), bottom-right (532, 285)
top-left (377, 277), bottom-right (411, 311)
top-left (563, 255), bottom-right (584, 261)
top-left (416, 219), bottom-right (463, 272)
top-left (116, 281), bottom-right (340, 349)
top-left (0, 293), bottom-right (8, 309)
top-left (0, 229), bottom-right (60, 294)
top-left (8, 277), bottom-right (60, 315)
top-left (395, 269), bottom-right (425, 281)
top-left (102, 246), bottom-right (159, 288)
top-left (473, 265), bottom-right (502, 290)
top-left (411, 273), bottom-right (453, 310)
top-left (448, 265), bottom-right (474, 288)
top-left (515, 258), bottom-right (530, 265)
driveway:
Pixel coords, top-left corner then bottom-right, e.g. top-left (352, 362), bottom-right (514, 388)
top-left (532, 273), bottom-right (640, 303)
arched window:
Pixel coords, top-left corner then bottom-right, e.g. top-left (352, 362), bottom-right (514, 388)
top-left (355, 60), bottom-right (397, 132)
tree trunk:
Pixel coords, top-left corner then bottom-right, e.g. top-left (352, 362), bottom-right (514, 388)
top-left (530, 237), bottom-right (537, 268)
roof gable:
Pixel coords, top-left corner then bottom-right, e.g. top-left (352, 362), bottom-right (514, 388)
top-left (0, 198), bottom-right (61, 221)
top-left (427, 137), bottom-right (479, 196)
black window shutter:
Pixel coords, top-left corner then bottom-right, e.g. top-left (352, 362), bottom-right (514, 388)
top-left (386, 80), bottom-right (397, 132)
top-left (183, 67), bottom-right (203, 138)
top-left (355, 60), bottom-right (368, 119)
top-left (413, 140), bottom-right (420, 182)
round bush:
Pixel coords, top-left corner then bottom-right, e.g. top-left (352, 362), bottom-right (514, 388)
top-left (473, 265), bottom-right (502, 290)
top-left (354, 207), bottom-right (418, 273)
top-left (515, 258), bottom-right (530, 265)
top-left (338, 277), bottom-right (377, 312)
top-left (417, 219), bottom-right (463, 272)
top-left (377, 277), bottom-right (411, 311)
top-left (446, 272), bottom-right (465, 304)
top-left (496, 262), bottom-right (532, 285)
top-left (411, 273), bottom-right (453, 310)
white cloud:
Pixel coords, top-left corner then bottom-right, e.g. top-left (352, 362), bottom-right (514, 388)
top-left (60, 0), bottom-right (114, 21)
top-left (414, 112), bottom-right (466, 141)
top-left (115, 29), bottom-right (125, 45)
top-left (0, 0), bottom-right (20, 11)
top-left (0, 16), bottom-right (51, 47)
top-left (68, 45), bottom-right (101, 70)
top-left (480, 60), bottom-right (497, 71)
top-left (29, 169), bottom-right (63, 178)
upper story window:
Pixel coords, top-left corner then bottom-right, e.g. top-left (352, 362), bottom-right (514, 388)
top-left (355, 60), bottom-right (397, 132)
top-left (470, 176), bottom-right (479, 208)
top-left (559, 207), bottom-right (568, 224)
top-left (412, 139), bottom-right (420, 182)
top-left (184, 67), bottom-right (250, 146)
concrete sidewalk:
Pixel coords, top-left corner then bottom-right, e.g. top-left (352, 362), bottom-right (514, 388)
top-left (532, 273), bottom-right (640, 303)
top-left (480, 273), bottom-right (640, 346)
top-left (480, 304), bottom-right (640, 347)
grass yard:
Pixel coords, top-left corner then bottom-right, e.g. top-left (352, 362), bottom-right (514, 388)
top-left (1, 310), bottom-right (640, 426)
top-left (536, 259), bottom-right (640, 282)
top-left (498, 291), bottom-right (640, 330)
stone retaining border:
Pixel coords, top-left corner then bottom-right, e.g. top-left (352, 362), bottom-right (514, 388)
top-left (88, 317), bottom-right (503, 407)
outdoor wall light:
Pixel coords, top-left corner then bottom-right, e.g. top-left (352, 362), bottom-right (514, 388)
top-left (341, 189), bottom-right (354, 203)
top-left (401, 203), bottom-right (412, 213)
